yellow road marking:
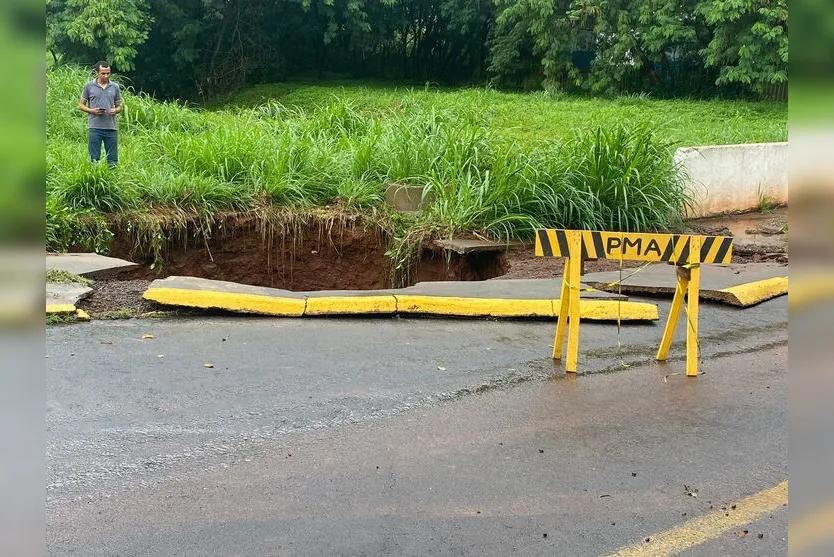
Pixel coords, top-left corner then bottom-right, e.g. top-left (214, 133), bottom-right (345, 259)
top-left (603, 480), bottom-right (788, 557)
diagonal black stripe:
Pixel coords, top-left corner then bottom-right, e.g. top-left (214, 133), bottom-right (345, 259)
top-left (700, 236), bottom-right (716, 262)
top-left (592, 231), bottom-right (606, 260)
top-left (678, 237), bottom-right (691, 263)
top-left (714, 237), bottom-right (732, 264)
top-left (661, 234), bottom-right (678, 262)
top-left (581, 236), bottom-right (589, 260)
top-left (555, 230), bottom-right (569, 258)
top-left (537, 230), bottom-right (553, 257)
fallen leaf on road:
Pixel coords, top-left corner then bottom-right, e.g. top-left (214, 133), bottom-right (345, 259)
top-left (158, 355), bottom-right (164, 358)
top-left (141, 334), bottom-right (155, 340)
top-left (204, 363), bottom-right (214, 368)
top-left (437, 366), bottom-right (446, 371)
top-left (735, 530), bottom-right (748, 538)
top-left (100, 341), bottom-right (113, 345)
top-left (684, 484), bottom-right (698, 497)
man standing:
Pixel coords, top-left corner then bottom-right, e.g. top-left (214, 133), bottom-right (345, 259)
top-left (78, 61), bottom-right (122, 168)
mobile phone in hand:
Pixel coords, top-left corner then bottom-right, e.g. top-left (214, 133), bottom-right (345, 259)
top-left (96, 107), bottom-right (106, 114)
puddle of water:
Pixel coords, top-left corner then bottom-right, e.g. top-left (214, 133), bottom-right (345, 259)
top-left (690, 208), bottom-right (787, 245)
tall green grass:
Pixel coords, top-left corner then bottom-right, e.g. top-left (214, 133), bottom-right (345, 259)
top-left (229, 81), bottom-right (787, 147)
top-left (47, 65), bottom-right (701, 275)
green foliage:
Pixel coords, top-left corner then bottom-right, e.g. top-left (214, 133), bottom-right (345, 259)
top-left (46, 0), bottom-right (786, 98)
top-left (46, 197), bottom-right (114, 253)
top-left (697, 0), bottom-right (788, 91)
top-left (50, 160), bottom-right (137, 213)
top-left (47, 313), bottom-right (78, 325)
top-left (489, 0), bottom-right (787, 96)
top-left (557, 125), bottom-right (690, 231)
top-left (48, 0), bottom-right (153, 71)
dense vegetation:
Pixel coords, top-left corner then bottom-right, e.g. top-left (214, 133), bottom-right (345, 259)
top-left (47, 0), bottom-right (788, 100)
top-left (49, 65), bottom-right (774, 281)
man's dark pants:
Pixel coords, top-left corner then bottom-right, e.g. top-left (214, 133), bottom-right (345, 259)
top-left (88, 128), bottom-right (118, 167)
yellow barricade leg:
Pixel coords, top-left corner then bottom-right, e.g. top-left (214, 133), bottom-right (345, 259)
top-left (686, 238), bottom-right (701, 376)
top-left (657, 266), bottom-right (689, 361)
top-left (565, 232), bottom-right (583, 372)
top-left (552, 257), bottom-right (572, 360)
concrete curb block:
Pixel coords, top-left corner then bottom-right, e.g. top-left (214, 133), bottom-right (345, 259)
top-left (395, 296), bottom-right (555, 318)
top-left (144, 287), bottom-right (659, 321)
top-left (719, 276), bottom-right (788, 307)
top-left (144, 287), bottom-right (307, 316)
top-left (305, 296), bottom-right (398, 316)
top-left (46, 304), bottom-right (78, 315)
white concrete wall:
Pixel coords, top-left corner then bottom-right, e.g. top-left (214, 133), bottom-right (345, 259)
top-left (675, 142), bottom-right (788, 218)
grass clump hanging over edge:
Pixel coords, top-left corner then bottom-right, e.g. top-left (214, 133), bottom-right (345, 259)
top-left (45, 269), bottom-right (92, 285)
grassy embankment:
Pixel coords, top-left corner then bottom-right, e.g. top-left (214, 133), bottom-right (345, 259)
top-left (46, 66), bottom-right (787, 283)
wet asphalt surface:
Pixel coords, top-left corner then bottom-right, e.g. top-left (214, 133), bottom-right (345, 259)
top-left (47, 294), bottom-right (787, 556)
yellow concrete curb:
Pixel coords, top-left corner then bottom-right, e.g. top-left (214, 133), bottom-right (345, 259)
top-left (395, 296), bottom-right (555, 318)
top-left (305, 296), bottom-right (397, 315)
top-left (576, 299), bottom-right (658, 321)
top-left (720, 276), bottom-right (788, 307)
top-left (75, 309), bottom-right (91, 321)
top-left (395, 296), bottom-right (658, 321)
top-left (144, 288), bottom-right (659, 321)
top-left (46, 303), bottom-right (77, 315)
top-left (143, 287), bottom-right (306, 316)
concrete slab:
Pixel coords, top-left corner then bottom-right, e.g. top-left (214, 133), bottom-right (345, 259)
top-left (385, 184), bottom-right (430, 212)
top-left (46, 283), bottom-right (93, 314)
top-left (46, 253), bottom-right (139, 278)
top-left (584, 262), bottom-right (788, 307)
top-left (144, 276), bottom-right (657, 321)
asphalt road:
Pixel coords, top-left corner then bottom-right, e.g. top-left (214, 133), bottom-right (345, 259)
top-left (47, 294), bottom-right (787, 556)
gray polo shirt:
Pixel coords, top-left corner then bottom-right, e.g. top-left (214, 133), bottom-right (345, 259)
top-left (81, 80), bottom-right (122, 130)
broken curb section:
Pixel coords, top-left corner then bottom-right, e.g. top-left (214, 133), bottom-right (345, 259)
top-left (143, 276), bottom-right (660, 321)
top-left (583, 262), bottom-right (788, 308)
top-left (46, 304), bottom-right (91, 322)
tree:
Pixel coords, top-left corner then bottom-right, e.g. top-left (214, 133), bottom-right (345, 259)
top-left (47, 0), bottom-right (153, 71)
top-left (45, 0), bottom-right (788, 98)
top-left (697, 0), bottom-right (788, 91)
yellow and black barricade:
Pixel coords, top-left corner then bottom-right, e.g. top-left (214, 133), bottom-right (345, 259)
top-left (535, 230), bottom-right (733, 377)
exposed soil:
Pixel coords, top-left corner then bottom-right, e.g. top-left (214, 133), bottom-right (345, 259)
top-left (496, 248), bottom-right (644, 280)
top-left (107, 223), bottom-right (506, 291)
top-left (76, 279), bottom-right (160, 317)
